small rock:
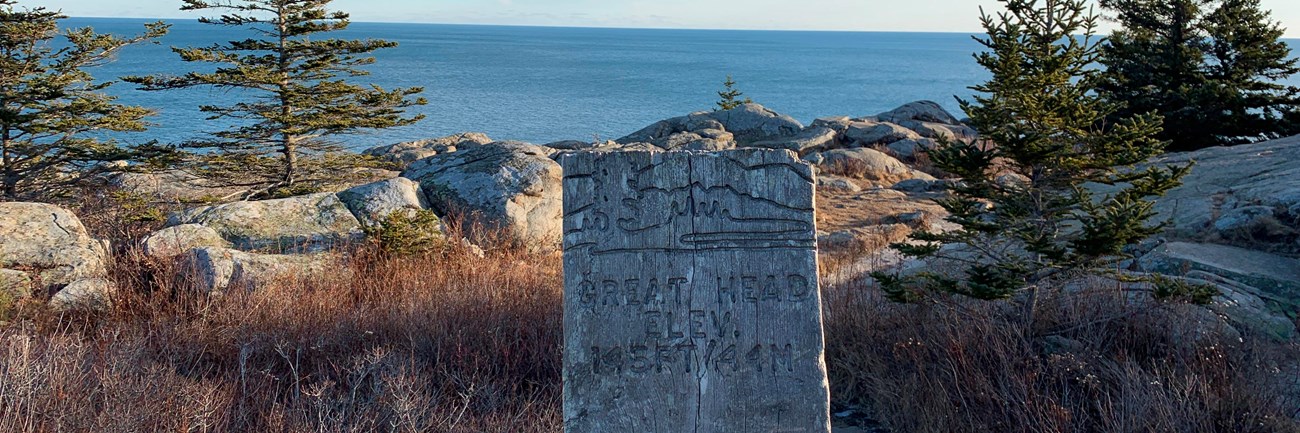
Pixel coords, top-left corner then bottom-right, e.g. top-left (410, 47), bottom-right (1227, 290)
top-left (362, 132), bottom-right (492, 167)
top-left (460, 237), bottom-right (487, 258)
top-left (1041, 335), bottom-right (1087, 356)
top-left (544, 140), bottom-right (613, 151)
top-left (402, 142), bottom-right (563, 248)
top-left (49, 277), bottom-right (114, 312)
top-left (0, 202), bottom-right (109, 291)
top-left (885, 138), bottom-right (938, 160)
top-left (167, 193), bottom-right (365, 253)
top-left (891, 178), bottom-right (944, 193)
top-left (142, 224), bottom-right (231, 259)
top-left (822, 148), bottom-right (934, 182)
top-left (659, 130), bottom-right (736, 151)
top-left (705, 103), bottom-right (805, 144)
top-left (180, 247), bottom-right (338, 294)
top-left (844, 121), bottom-right (923, 147)
top-left (812, 116), bottom-right (852, 133)
top-left (897, 119), bottom-right (977, 142)
top-left (337, 177), bottom-right (433, 228)
top-left (892, 211), bottom-right (927, 225)
top-left (751, 126), bottom-right (840, 153)
top-left (876, 100), bottom-right (962, 125)
top-left (803, 152), bottom-right (826, 165)
top-left (996, 173), bottom-right (1031, 189)
top-left (818, 176), bottom-right (863, 194)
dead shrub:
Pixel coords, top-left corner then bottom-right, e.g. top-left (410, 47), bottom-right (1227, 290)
top-left (822, 158), bottom-right (873, 180)
top-left (824, 276), bottom-right (1300, 433)
top-left (0, 239), bottom-right (562, 433)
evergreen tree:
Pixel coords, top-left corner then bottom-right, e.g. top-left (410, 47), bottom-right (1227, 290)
top-left (1098, 0), bottom-right (1214, 149)
top-left (872, 0), bottom-right (1191, 329)
top-left (1202, 0), bottom-right (1300, 139)
top-left (128, 0), bottom-right (426, 198)
top-left (1099, 0), bottom-right (1300, 150)
top-left (0, 1), bottom-right (170, 201)
top-left (715, 75), bottom-right (752, 110)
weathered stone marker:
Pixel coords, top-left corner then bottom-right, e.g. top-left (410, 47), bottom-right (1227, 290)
top-left (560, 149), bottom-right (831, 433)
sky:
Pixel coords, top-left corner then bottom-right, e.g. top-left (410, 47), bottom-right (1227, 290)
top-left (37, 0), bottom-right (1300, 37)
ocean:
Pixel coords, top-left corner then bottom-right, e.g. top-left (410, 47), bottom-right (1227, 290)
top-left (65, 18), bottom-right (1300, 150)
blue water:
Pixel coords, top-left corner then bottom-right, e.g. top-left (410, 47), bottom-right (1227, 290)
top-left (63, 18), bottom-right (1300, 150)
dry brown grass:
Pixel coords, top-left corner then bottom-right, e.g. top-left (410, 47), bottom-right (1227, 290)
top-left (824, 277), bottom-right (1300, 433)
top-left (0, 240), bottom-right (562, 433)
top-left (822, 158), bottom-right (875, 181)
top-left (1, 202), bottom-right (1297, 432)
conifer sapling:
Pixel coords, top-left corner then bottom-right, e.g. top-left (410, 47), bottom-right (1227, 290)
top-left (872, 0), bottom-right (1193, 329)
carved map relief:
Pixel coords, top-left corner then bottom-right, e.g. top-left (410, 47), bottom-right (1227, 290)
top-left (561, 149), bottom-right (831, 433)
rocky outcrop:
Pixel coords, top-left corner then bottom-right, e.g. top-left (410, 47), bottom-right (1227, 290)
top-left (875, 100), bottom-right (963, 125)
top-left (109, 166), bottom-right (398, 203)
top-left (167, 193), bottom-right (365, 253)
top-left (0, 202), bottom-right (115, 310)
top-left (884, 138), bottom-right (939, 160)
top-left (336, 177), bottom-right (433, 228)
top-left (751, 126), bottom-right (839, 154)
top-left (844, 121), bottom-right (924, 147)
top-left (891, 178), bottom-right (949, 193)
top-left (817, 175), bottom-right (863, 194)
top-left (1138, 135), bottom-right (1300, 254)
top-left (142, 224), bottom-right (231, 259)
top-left (49, 277), bottom-right (114, 312)
top-left (0, 269), bottom-right (31, 299)
top-left (820, 148), bottom-right (935, 183)
top-left (402, 141), bottom-right (563, 247)
top-left (617, 113), bottom-right (727, 147)
top-left (1102, 240), bottom-right (1300, 339)
top-left (1138, 242), bottom-right (1299, 307)
top-left (179, 246), bottom-right (337, 294)
top-left (897, 120), bottom-right (977, 142)
top-left (605, 101), bottom-right (970, 164)
top-left (706, 103), bottom-right (804, 144)
top-left (656, 129), bottom-right (737, 151)
top-left (1184, 273), bottom-right (1297, 340)
top-left (362, 132), bottom-right (492, 167)
top-left (545, 140), bottom-right (616, 151)
top-left (0, 202), bottom-right (110, 294)
top-left (616, 103), bottom-right (802, 148)
top-left (108, 168), bottom-right (246, 203)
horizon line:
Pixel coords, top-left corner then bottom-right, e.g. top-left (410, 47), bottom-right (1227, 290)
top-left (61, 15), bottom-right (1300, 39)
top-left (61, 15), bottom-right (985, 35)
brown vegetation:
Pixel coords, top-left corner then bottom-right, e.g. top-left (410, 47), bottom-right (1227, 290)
top-left (825, 276), bottom-right (1300, 433)
top-left (0, 213), bottom-right (1296, 432)
top-left (821, 158), bottom-right (875, 180)
top-left (0, 232), bottom-right (562, 432)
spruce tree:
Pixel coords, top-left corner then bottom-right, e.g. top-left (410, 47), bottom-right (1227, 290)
top-left (0, 1), bottom-right (170, 201)
top-left (715, 75), bottom-right (752, 110)
top-left (127, 0), bottom-right (426, 198)
top-left (872, 0), bottom-right (1190, 329)
top-left (1202, 0), bottom-right (1300, 140)
top-left (1097, 0), bottom-right (1214, 149)
top-left (1099, 0), bottom-right (1300, 150)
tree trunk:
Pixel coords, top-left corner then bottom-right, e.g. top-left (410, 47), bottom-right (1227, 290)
top-left (277, 5), bottom-right (295, 191)
top-left (282, 138), bottom-right (296, 188)
top-left (1, 129), bottom-right (14, 200)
